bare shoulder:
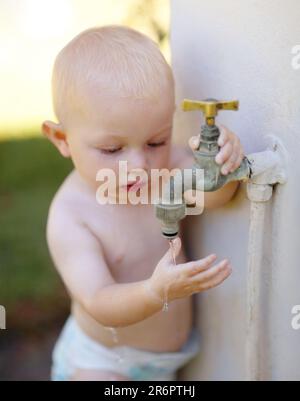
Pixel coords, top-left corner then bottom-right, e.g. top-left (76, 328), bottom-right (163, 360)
top-left (46, 170), bottom-right (94, 253)
top-left (47, 170), bottom-right (81, 224)
top-left (169, 143), bottom-right (194, 170)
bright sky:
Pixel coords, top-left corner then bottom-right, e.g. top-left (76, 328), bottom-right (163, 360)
top-left (0, 0), bottom-right (169, 137)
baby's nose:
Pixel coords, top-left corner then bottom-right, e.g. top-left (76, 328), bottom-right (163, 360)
top-left (127, 149), bottom-right (148, 171)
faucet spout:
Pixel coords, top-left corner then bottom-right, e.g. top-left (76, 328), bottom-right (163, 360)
top-left (155, 173), bottom-right (186, 239)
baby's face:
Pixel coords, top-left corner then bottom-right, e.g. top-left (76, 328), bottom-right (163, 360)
top-left (65, 88), bottom-right (175, 195)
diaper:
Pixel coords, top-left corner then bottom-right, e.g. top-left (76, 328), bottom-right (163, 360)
top-left (51, 316), bottom-right (200, 381)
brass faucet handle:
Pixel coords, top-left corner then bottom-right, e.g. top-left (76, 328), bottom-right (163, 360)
top-left (182, 98), bottom-right (239, 125)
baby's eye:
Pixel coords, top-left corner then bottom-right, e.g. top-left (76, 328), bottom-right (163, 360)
top-left (147, 141), bottom-right (167, 148)
top-left (99, 147), bottom-right (122, 154)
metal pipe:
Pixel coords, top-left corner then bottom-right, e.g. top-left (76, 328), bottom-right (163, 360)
top-left (245, 136), bottom-right (287, 380)
top-left (246, 182), bottom-right (273, 380)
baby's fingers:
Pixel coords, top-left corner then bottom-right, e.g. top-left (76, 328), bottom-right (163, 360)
top-left (215, 141), bottom-right (233, 166)
top-left (192, 259), bottom-right (231, 285)
top-left (196, 265), bottom-right (232, 291)
top-left (188, 135), bottom-right (200, 150)
top-left (183, 254), bottom-right (217, 276)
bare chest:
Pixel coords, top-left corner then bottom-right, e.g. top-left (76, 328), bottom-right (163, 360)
top-left (85, 203), bottom-right (170, 282)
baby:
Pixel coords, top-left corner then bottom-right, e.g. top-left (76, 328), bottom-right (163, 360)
top-left (42, 25), bottom-right (244, 381)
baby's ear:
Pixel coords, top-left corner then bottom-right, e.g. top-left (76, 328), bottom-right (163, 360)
top-left (42, 120), bottom-right (71, 158)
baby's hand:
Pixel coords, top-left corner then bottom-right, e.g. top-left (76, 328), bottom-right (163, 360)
top-left (147, 238), bottom-right (232, 303)
top-left (188, 124), bottom-right (244, 175)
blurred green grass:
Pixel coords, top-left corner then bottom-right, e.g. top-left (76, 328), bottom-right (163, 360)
top-left (0, 135), bottom-right (72, 318)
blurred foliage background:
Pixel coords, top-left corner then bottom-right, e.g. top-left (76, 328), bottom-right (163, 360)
top-left (0, 0), bottom-right (170, 380)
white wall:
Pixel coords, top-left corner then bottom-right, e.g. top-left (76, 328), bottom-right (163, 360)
top-left (171, 0), bottom-right (300, 380)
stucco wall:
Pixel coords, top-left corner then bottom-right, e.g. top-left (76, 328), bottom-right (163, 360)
top-left (170, 0), bottom-right (300, 380)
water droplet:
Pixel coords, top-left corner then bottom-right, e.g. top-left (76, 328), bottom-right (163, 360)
top-left (162, 239), bottom-right (177, 312)
top-left (162, 301), bottom-right (169, 312)
top-left (169, 239), bottom-right (177, 266)
top-left (105, 327), bottom-right (119, 344)
top-left (110, 328), bottom-right (119, 344)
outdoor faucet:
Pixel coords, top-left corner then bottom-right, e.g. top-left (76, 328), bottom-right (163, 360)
top-left (183, 98), bottom-right (251, 191)
top-left (155, 98), bottom-right (252, 239)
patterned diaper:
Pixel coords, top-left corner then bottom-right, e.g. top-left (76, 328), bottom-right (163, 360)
top-left (51, 316), bottom-right (200, 381)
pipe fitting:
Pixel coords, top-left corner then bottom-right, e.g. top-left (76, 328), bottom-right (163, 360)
top-left (155, 202), bottom-right (186, 239)
top-left (247, 182), bottom-right (273, 202)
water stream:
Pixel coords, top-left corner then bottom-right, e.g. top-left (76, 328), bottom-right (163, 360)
top-left (162, 239), bottom-right (177, 312)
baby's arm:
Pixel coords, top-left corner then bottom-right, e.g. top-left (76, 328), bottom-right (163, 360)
top-left (47, 199), bottom-right (231, 328)
top-left (46, 202), bottom-right (164, 328)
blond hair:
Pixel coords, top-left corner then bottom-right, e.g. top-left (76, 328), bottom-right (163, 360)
top-left (52, 25), bottom-right (174, 124)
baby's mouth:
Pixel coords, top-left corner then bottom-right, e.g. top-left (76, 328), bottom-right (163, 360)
top-left (122, 179), bottom-right (146, 192)
top-left (127, 183), bottom-right (135, 191)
